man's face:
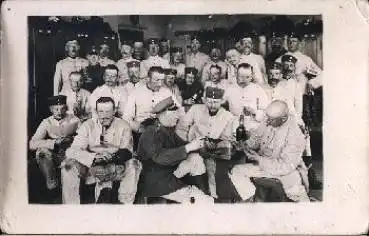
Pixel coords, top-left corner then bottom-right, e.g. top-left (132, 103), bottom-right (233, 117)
top-left (96, 102), bottom-right (115, 127)
top-left (210, 67), bottom-right (221, 82)
top-left (158, 109), bottom-right (179, 127)
top-left (164, 74), bottom-right (176, 87)
top-left (50, 104), bottom-right (67, 120)
top-left (87, 54), bottom-right (99, 66)
top-left (67, 43), bottom-right (78, 58)
top-left (239, 37), bottom-right (253, 54)
top-left (121, 45), bottom-right (132, 59)
top-left (104, 69), bottom-right (118, 87)
top-left (268, 69), bottom-right (283, 87)
top-left (148, 44), bottom-right (159, 56)
top-left (226, 51), bottom-right (240, 66)
top-left (287, 37), bottom-right (299, 52)
top-left (210, 48), bottom-right (221, 61)
top-left (185, 73), bottom-right (195, 85)
top-left (100, 44), bottom-right (110, 57)
top-left (70, 74), bottom-right (83, 92)
top-left (271, 37), bottom-right (284, 51)
top-left (205, 97), bottom-right (223, 113)
top-left (133, 44), bottom-right (143, 58)
top-left (282, 61), bottom-right (296, 75)
top-left (160, 41), bottom-right (169, 54)
top-left (191, 39), bottom-right (201, 52)
top-left (149, 71), bottom-right (164, 91)
top-left (237, 67), bottom-right (253, 86)
top-left (173, 52), bottom-right (183, 63)
top-left (128, 66), bottom-right (140, 83)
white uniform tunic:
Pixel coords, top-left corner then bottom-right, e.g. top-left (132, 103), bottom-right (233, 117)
top-left (224, 82), bottom-right (269, 119)
top-left (53, 57), bottom-right (89, 95)
top-left (276, 51), bottom-right (323, 92)
top-left (115, 57), bottom-right (140, 83)
top-left (122, 85), bottom-right (181, 132)
top-left (261, 80), bottom-right (304, 125)
top-left (240, 53), bottom-right (266, 85)
top-left (185, 52), bottom-right (210, 75)
top-left (140, 55), bottom-right (170, 78)
top-left (88, 84), bottom-right (128, 118)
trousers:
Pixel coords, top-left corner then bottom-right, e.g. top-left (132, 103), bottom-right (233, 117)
top-left (229, 164), bottom-right (310, 202)
top-left (61, 158), bottom-right (142, 204)
top-left (35, 148), bottom-right (65, 190)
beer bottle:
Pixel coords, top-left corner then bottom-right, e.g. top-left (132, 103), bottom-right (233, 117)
top-left (236, 114), bottom-right (247, 141)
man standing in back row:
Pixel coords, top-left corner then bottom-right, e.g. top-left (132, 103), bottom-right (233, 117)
top-left (185, 35), bottom-right (210, 77)
top-left (53, 38), bottom-right (89, 95)
top-left (140, 38), bottom-right (170, 78)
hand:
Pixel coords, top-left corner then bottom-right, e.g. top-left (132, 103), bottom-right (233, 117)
top-left (185, 138), bottom-right (205, 152)
top-left (245, 149), bottom-right (261, 162)
top-left (244, 106), bottom-right (256, 116)
top-left (204, 139), bottom-right (217, 150)
top-left (54, 137), bottom-right (65, 146)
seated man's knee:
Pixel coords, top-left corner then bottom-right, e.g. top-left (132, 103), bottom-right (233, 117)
top-left (187, 153), bottom-right (206, 176)
top-left (36, 148), bottom-right (53, 161)
top-left (125, 158), bottom-right (142, 171)
top-left (61, 159), bottom-right (84, 177)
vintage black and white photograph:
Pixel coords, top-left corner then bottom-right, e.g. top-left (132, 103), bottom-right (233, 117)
top-left (27, 14), bottom-right (323, 205)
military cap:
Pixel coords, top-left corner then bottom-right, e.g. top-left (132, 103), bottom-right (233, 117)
top-left (146, 38), bottom-right (159, 46)
top-left (160, 38), bottom-right (168, 43)
top-left (152, 97), bottom-right (178, 114)
top-left (100, 42), bottom-right (110, 48)
top-left (205, 86), bottom-right (225, 99)
top-left (86, 45), bottom-right (98, 55)
top-left (287, 30), bottom-right (302, 40)
top-left (268, 62), bottom-right (283, 71)
top-left (209, 64), bottom-right (222, 73)
top-left (148, 66), bottom-right (164, 75)
top-left (163, 68), bottom-right (178, 76)
top-left (126, 60), bottom-right (140, 68)
top-left (281, 54), bottom-right (298, 64)
top-left (184, 67), bottom-right (198, 76)
top-left (191, 35), bottom-right (202, 42)
top-left (48, 95), bottom-right (67, 106)
top-left (121, 40), bottom-right (133, 46)
top-left (207, 40), bottom-right (220, 49)
top-left (271, 31), bottom-right (284, 38)
top-left (171, 47), bottom-right (183, 54)
top-left (237, 31), bottom-right (255, 41)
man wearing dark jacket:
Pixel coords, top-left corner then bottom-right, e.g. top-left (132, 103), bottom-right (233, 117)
top-left (137, 97), bottom-right (213, 203)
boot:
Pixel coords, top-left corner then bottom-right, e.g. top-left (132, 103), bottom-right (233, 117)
top-left (191, 174), bottom-right (210, 195)
top-left (96, 187), bottom-right (112, 203)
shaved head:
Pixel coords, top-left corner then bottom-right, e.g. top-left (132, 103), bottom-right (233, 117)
top-left (265, 100), bottom-right (289, 127)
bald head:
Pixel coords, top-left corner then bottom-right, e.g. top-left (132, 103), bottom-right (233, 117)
top-left (266, 100), bottom-right (289, 118)
top-left (265, 100), bottom-right (289, 127)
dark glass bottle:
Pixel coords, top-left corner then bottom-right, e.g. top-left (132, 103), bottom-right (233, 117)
top-left (236, 114), bottom-right (247, 141)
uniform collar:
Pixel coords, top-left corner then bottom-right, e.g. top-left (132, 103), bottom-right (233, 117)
top-left (66, 56), bottom-right (79, 61)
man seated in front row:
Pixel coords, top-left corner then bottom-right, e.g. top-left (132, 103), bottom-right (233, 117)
top-left (29, 95), bottom-right (80, 196)
top-left (137, 97), bottom-right (213, 203)
top-left (176, 86), bottom-right (236, 199)
top-left (229, 100), bottom-right (310, 202)
top-left (61, 97), bottom-right (142, 204)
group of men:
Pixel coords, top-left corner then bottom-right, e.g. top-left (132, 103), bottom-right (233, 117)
top-left (30, 28), bottom-right (323, 204)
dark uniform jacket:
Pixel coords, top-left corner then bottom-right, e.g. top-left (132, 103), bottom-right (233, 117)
top-left (177, 80), bottom-right (204, 104)
top-left (84, 65), bottom-right (104, 92)
top-left (137, 124), bottom-right (189, 197)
